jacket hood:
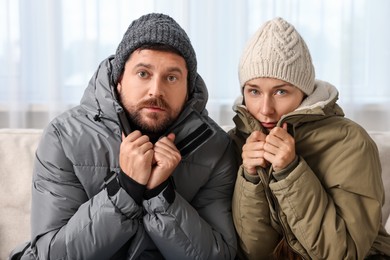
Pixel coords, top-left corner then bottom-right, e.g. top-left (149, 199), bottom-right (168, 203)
top-left (79, 56), bottom-right (120, 122)
top-left (297, 80), bottom-right (339, 111)
top-left (79, 56), bottom-right (209, 126)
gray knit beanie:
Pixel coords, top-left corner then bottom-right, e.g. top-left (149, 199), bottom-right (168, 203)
top-left (239, 17), bottom-right (315, 96)
top-left (112, 13), bottom-right (197, 93)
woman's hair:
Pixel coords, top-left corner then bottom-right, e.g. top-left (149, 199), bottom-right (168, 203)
top-left (272, 238), bottom-right (303, 260)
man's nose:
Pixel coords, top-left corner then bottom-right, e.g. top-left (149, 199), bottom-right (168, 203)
top-left (148, 78), bottom-right (164, 97)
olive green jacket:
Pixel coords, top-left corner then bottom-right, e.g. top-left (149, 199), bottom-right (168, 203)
top-left (230, 80), bottom-right (390, 259)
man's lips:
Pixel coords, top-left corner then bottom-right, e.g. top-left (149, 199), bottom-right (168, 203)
top-left (142, 106), bottom-right (165, 112)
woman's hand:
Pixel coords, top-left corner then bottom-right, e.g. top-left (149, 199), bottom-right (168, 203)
top-left (264, 123), bottom-right (296, 172)
top-left (242, 131), bottom-right (269, 175)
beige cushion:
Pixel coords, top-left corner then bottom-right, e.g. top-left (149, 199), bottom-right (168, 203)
top-left (369, 132), bottom-right (390, 224)
top-left (0, 129), bottom-right (42, 260)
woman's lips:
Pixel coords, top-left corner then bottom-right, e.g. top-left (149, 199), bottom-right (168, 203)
top-left (261, 122), bottom-right (277, 129)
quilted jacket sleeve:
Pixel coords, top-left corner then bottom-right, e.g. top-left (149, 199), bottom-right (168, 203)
top-left (270, 132), bottom-right (384, 259)
top-left (29, 125), bottom-right (143, 260)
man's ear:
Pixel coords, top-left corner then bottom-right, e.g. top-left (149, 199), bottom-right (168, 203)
top-left (116, 75), bottom-right (123, 93)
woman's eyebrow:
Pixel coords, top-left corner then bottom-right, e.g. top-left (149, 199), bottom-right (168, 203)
top-left (272, 83), bottom-right (294, 89)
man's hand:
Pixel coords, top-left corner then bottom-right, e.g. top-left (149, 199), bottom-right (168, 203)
top-left (147, 133), bottom-right (181, 189)
top-left (242, 130), bottom-right (269, 175)
top-left (263, 123), bottom-right (296, 172)
top-left (119, 130), bottom-right (154, 185)
top-left (120, 131), bottom-right (180, 189)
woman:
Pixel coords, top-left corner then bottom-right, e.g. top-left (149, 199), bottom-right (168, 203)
top-left (229, 17), bottom-right (390, 259)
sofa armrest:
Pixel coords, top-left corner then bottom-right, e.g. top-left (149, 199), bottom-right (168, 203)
top-left (386, 215), bottom-right (390, 233)
top-left (369, 132), bottom-right (390, 224)
top-left (0, 128), bottom-right (42, 260)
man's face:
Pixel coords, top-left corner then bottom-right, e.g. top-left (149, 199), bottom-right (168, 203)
top-left (117, 48), bottom-right (188, 136)
top-left (243, 77), bottom-right (305, 131)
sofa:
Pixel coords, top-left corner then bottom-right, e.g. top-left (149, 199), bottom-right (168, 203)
top-left (1, 128), bottom-right (390, 259)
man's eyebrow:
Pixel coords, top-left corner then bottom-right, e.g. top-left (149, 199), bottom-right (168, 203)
top-left (166, 67), bottom-right (184, 75)
top-left (134, 63), bottom-right (184, 75)
top-left (134, 63), bottom-right (153, 69)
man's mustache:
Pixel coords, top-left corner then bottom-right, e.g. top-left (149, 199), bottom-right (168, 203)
top-left (137, 97), bottom-right (170, 110)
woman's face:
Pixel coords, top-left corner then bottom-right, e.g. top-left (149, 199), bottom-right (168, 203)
top-left (243, 77), bottom-right (305, 131)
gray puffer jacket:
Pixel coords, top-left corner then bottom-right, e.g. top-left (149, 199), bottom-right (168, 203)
top-left (11, 57), bottom-right (237, 260)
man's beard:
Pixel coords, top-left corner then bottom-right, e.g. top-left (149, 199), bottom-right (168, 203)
top-left (125, 97), bottom-right (177, 141)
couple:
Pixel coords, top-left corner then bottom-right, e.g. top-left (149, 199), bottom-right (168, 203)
top-left (11, 13), bottom-right (390, 259)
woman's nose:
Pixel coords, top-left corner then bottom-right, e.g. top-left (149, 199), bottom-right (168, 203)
top-left (261, 96), bottom-right (275, 116)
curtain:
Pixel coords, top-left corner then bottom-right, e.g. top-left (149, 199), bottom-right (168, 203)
top-left (1, 0), bottom-right (389, 130)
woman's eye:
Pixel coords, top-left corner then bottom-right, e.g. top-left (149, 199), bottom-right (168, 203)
top-left (249, 89), bottom-right (259, 95)
top-left (275, 89), bottom-right (286, 95)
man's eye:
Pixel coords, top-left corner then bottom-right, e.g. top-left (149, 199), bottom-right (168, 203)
top-left (167, 75), bottom-right (177, 82)
top-left (138, 71), bottom-right (148, 78)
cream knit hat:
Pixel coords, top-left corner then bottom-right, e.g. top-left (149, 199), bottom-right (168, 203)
top-left (239, 17), bottom-right (315, 95)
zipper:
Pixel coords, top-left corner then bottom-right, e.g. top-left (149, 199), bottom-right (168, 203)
top-left (270, 183), bottom-right (308, 259)
top-left (267, 117), bottom-right (307, 258)
top-left (258, 165), bottom-right (307, 259)
top-left (128, 222), bottom-right (146, 259)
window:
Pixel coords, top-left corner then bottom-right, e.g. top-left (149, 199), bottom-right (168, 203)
top-left (1, 0), bottom-right (389, 130)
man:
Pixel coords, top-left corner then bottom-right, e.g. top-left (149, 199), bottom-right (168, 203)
top-left (11, 13), bottom-right (237, 259)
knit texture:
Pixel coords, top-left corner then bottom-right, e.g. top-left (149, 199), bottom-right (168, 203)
top-left (112, 13), bottom-right (197, 93)
top-left (239, 17), bottom-right (315, 95)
